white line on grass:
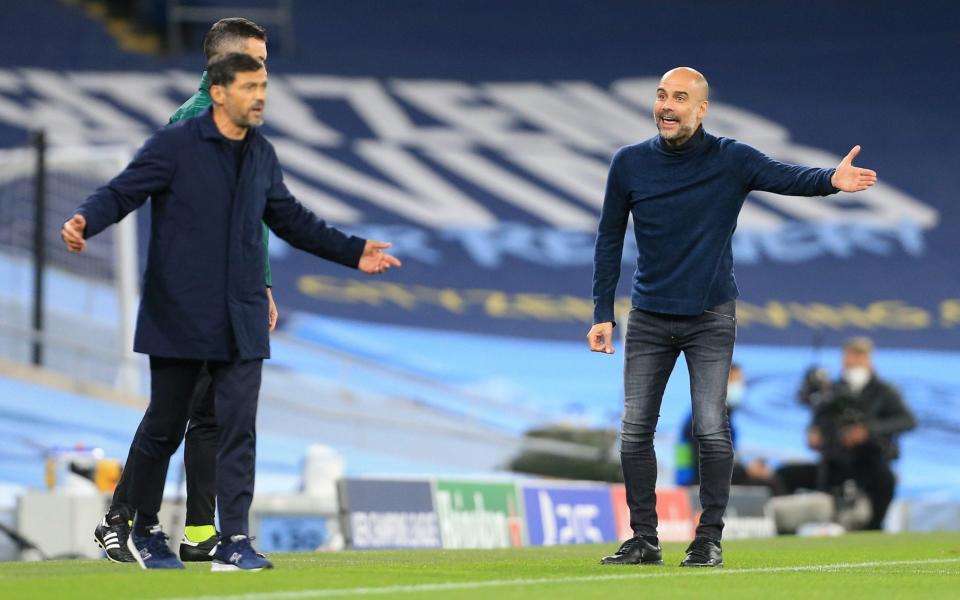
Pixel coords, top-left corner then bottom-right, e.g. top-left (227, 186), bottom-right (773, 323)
top-left (162, 557), bottom-right (960, 600)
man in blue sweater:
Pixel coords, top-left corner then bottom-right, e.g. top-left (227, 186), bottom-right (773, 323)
top-left (590, 67), bottom-right (876, 567)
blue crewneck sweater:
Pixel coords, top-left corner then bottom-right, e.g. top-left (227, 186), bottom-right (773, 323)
top-left (592, 127), bottom-right (837, 323)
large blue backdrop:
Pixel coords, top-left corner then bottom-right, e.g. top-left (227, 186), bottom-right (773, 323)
top-left (0, 0), bottom-right (956, 349)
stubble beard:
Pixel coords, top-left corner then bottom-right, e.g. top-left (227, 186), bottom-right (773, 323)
top-left (658, 120), bottom-right (694, 147)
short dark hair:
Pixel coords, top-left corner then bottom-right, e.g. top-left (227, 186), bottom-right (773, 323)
top-left (203, 17), bottom-right (267, 60)
top-left (843, 336), bottom-right (874, 354)
top-left (207, 53), bottom-right (264, 87)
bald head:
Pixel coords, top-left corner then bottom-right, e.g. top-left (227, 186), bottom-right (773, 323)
top-left (660, 67), bottom-right (710, 101)
top-left (654, 66), bottom-right (711, 147)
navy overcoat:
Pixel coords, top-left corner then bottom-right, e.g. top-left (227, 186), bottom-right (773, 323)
top-left (76, 108), bottom-right (365, 360)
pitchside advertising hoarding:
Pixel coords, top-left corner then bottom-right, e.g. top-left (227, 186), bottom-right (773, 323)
top-left (688, 486), bottom-right (777, 540)
top-left (339, 477), bottom-right (775, 549)
top-left (521, 482), bottom-right (618, 546)
top-left (339, 478), bottom-right (442, 550)
top-left (611, 485), bottom-right (695, 542)
top-left (434, 479), bottom-right (525, 549)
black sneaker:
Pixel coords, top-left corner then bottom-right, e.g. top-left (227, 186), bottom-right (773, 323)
top-left (600, 536), bottom-right (663, 565)
top-left (179, 531), bottom-right (220, 562)
top-left (679, 536), bottom-right (723, 567)
top-left (93, 508), bottom-right (136, 563)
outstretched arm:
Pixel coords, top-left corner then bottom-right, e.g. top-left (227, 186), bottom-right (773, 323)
top-left (263, 152), bottom-right (401, 272)
top-left (742, 143), bottom-right (876, 196)
top-left (61, 129), bottom-right (175, 252)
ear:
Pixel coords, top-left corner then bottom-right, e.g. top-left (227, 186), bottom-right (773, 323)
top-left (210, 84), bottom-right (226, 105)
top-left (698, 99), bottom-right (710, 120)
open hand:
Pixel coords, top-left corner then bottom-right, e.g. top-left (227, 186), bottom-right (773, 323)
top-left (358, 240), bottom-right (402, 274)
top-left (61, 214), bottom-right (87, 253)
top-left (831, 145), bottom-right (877, 192)
top-left (587, 322), bottom-right (615, 354)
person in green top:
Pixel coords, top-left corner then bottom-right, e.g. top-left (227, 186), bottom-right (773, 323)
top-left (94, 17), bottom-right (277, 564)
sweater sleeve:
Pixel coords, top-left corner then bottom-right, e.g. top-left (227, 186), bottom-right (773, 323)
top-left (739, 143), bottom-right (838, 197)
top-left (262, 144), bottom-right (366, 268)
top-left (73, 129), bottom-right (176, 238)
top-left (592, 148), bottom-right (631, 326)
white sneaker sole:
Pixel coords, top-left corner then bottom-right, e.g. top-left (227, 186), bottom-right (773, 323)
top-left (211, 562), bottom-right (264, 572)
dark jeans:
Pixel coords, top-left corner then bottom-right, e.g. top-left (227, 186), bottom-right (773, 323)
top-left (111, 367), bottom-right (219, 528)
top-left (620, 301), bottom-right (736, 541)
top-left (122, 356), bottom-right (262, 537)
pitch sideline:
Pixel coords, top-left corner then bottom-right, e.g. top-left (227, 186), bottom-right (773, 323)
top-left (160, 557), bottom-right (960, 600)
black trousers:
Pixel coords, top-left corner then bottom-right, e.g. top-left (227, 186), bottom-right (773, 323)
top-left (117, 356), bottom-right (262, 537)
top-left (111, 367), bottom-right (218, 528)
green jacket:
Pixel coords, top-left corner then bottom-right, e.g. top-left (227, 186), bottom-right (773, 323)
top-left (169, 72), bottom-right (272, 287)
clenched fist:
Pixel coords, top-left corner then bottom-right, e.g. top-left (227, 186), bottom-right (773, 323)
top-left (587, 322), bottom-right (615, 354)
top-left (61, 214), bottom-right (87, 253)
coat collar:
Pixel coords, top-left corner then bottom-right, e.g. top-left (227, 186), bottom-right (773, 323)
top-left (197, 105), bottom-right (260, 144)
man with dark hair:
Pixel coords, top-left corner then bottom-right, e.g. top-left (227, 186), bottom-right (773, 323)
top-left (201, 16), bottom-right (266, 64)
top-left (92, 17), bottom-right (276, 565)
top-left (589, 67), bottom-right (877, 568)
top-left (63, 53), bottom-right (401, 571)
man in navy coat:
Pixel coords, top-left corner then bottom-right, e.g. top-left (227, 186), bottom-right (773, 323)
top-left (61, 53), bottom-right (400, 571)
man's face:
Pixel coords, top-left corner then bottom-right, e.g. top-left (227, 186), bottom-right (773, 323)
top-left (654, 71), bottom-right (708, 145)
top-left (843, 349), bottom-right (872, 372)
top-left (220, 69), bottom-right (267, 129)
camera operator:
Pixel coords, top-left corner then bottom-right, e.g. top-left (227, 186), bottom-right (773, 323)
top-left (804, 337), bottom-right (916, 529)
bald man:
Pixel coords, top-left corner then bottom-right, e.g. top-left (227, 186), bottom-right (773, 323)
top-left (590, 67), bottom-right (876, 567)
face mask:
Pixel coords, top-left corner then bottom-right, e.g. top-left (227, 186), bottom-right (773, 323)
top-left (726, 381), bottom-right (746, 408)
top-left (843, 367), bottom-right (871, 393)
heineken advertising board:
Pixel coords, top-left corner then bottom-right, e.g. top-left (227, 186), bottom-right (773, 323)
top-left (434, 480), bottom-right (525, 548)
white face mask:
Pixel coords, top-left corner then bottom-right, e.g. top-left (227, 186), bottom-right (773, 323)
top-left (726, 381), bottom-right (746, 408)
top-left (843, 367), bottom-right (871, 393)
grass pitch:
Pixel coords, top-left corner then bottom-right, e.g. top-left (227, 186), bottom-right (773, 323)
top-left (0, 532), bottom-right (957, 599)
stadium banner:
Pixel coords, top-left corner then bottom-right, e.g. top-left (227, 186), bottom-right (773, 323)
top-left (434, 479), bottom-right (525, 548)
top-left (0, 66), bottom-right (953, 349)
top-left (338, 478), bottom-right (441, 550)
top-left (521, 482), bottom-right (617, 546)
top-left (688, 485), bottom-right (776, 539)
top-left (611, 485), bottom-right (695, 542)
